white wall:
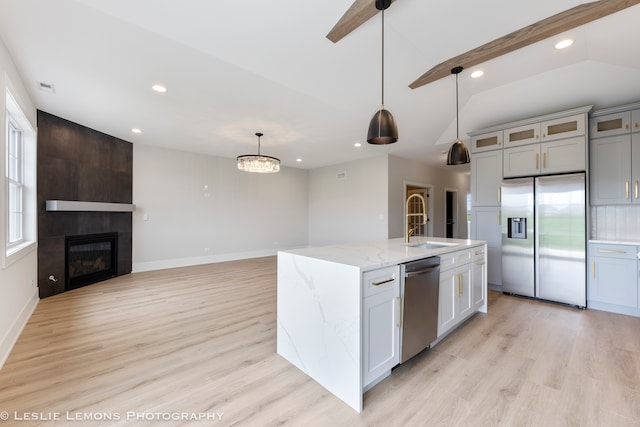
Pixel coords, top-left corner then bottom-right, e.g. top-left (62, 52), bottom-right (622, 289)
top-left (308, 155), bottom-right (389, 246)
top-left (132, 143), bottom-right (308, 271)
top-left (388, 155), bottom-right (470, 240)
top-left (0, 39), bottom-right (39, 369)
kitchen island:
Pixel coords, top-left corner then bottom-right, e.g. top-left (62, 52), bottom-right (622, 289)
top-left (277, 237), bottom-right (487, 412)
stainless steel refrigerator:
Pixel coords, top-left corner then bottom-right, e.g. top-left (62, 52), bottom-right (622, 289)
top-left (501, 173), bottom-right (586, 307)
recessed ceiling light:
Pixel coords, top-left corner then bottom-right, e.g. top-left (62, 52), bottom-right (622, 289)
top-left (470, 70), bottom-right (484, 79)
top-left (152, 84), bottom-right (167, 93)
top-left (354, 142), bottom-right (362, 148)
top-left (296, 158), bottom-right (302, 163)
top-left (131, 128), bottom-right (142, 134)
top-left (555, 39), bottom-right (574, 49)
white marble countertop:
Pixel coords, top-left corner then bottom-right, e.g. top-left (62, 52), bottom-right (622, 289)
top-left (278, 236), bottom-right (486, 272)
top-left (589, 240), bottom-right (640, 246)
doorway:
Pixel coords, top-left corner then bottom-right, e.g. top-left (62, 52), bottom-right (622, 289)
top-left (445, 188), bottom-right (458, 238)
top-left (405, 184), bottom-right (433, 237)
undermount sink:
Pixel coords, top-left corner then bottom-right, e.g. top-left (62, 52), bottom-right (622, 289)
top-left (404, 241), bottom-right (459, 249)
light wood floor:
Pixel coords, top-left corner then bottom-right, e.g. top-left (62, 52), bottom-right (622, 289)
top-left (2, 257), bottom-right (640, 426)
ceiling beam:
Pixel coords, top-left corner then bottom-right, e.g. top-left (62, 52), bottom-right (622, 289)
top-left (326, 0), bottom-right (397, 43)
top-left (409, 0), bottom-right (640, 89)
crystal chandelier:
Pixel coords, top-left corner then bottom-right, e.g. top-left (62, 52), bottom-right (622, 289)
top-left (237, 132), bottom-right (280, 173)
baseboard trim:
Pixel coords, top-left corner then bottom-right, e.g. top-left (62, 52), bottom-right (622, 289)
top-left (0, 288), bottom-right (38, 370)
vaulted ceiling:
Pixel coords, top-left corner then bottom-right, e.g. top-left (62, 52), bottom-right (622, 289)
top-left (1, 0), bottom-right (639, 171)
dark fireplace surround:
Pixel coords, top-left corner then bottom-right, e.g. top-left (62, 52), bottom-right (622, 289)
top-left (37, 111), bottom-right (133, 298)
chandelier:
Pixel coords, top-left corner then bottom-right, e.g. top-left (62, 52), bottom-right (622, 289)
top-left (237, 132), bottom-right (280, 173)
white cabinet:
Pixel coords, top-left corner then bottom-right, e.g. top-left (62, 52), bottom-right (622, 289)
top-left (362, 266), bottom-right (400, 387)
top-left (471, 207), bottom-right (501, 286)
top-left (589, 134), bottom-right (640, 205)
top-left (471, 150), bottom-right (503, 206)
top-left (590, 111), bottom-right (632, 138)
top-left (472, 248), bottom-right (487, 311)
top-left (504, 122), bottom-right (541, 147)
top-left (471, 130), bottom-right (503, 153)
top-left (504, 136), bottom-right (585, 178)
top-left (437, 247), bottom-right (484, 337)
top-left (503, 144), bottom-right (540, 177)
top-left (588, 243), bottom-right (638, 311)
top-left (540, 113), bottom-right (585, 142)
top-left (503, 114), bottom-right (585, 148)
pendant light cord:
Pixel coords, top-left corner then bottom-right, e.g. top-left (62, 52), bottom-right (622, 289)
top-left (455, 71), bottom-right (459, 139)
top-left (381, 8), bottom-right (385, 107)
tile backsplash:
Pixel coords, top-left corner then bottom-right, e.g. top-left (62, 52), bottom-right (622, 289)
top-left (590, 205), bottom-right (640, 242)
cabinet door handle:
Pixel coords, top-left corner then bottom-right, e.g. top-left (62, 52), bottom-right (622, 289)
top-left (543, 152), bottom-right (547, 169)
top-left (635, 180), bottom-right (638, 199)
top-left (498, 210), bottom-right (501, 225)
top-left (626, 123), bottom-right (630, 130)
top-left (458, 274), bottom-right (463, 297)
top-left (396, 296), bottom-right (402, 328)
top-left (536, 153), bottom-right (539, 170)
top-left (592, 261), bottom-right (595, 280)
top-left (598, 249), bottom-right (626, 254)
top-left (497, 188), bottom-right (501, 203)
top-left (635, 122), bottom-right (638, 129)
top-left (625, 181), bottom-right (630, 199)
top-left (372, 278), bottom-right (395, 286)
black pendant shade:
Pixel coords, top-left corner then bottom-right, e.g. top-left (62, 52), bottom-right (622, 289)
top-left (367, 107), bottom-right (398, 145)
top-left (446, 139), bottom-right (470, 165)
top-left (446, 66), bottom-right (470, 165)
top-left (367, 0), bottom-right (397, 145)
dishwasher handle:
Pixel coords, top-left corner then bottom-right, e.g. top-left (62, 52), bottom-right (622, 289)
top-left (404, 265), bottom-right (439, 278)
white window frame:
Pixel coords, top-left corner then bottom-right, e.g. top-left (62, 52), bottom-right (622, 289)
top-left (3, 86), bottom-right (36, 267)
top-left (7, 115), bottom-right (24, 247)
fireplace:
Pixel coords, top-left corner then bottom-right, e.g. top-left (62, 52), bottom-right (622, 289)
top-left (65, 232), bottom-right (118, 290)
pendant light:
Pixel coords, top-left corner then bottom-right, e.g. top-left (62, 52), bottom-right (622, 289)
top-left (446, 66), bottom-right (470, 165)
top-left (367, 0), bottom-right (398, 145)
top-left (237, 132), bottom-right (280, 173)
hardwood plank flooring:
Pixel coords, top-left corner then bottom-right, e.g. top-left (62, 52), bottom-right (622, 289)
top-left (1, 256), bottom-right (640, 426)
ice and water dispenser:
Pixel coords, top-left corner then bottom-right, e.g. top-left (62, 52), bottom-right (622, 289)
top-left (507, 217), bottom-right (527, 239)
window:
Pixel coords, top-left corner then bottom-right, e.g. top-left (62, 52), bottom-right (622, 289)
top-left (3, 87), bottom-right (36, 265)
top-left (7, 116), bottom-right (24, 246)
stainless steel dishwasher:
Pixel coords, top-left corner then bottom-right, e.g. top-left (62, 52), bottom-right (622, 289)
top-left (400, 256), bottom-right (440, 363)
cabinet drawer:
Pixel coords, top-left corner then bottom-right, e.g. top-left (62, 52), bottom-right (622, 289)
top-left (471, 246), bottom-right (486, 262)
top-left (363, 266), bottom-right (400, 297)
top-left (455, 249), bottom-right (472, 265)
top-left (439, 252), bottom-right (457, 272)
top-left (589, 243), bottom-right (638, 259)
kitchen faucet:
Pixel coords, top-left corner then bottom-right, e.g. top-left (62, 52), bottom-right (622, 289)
top-left (405, 193), bottom-right (427, 243)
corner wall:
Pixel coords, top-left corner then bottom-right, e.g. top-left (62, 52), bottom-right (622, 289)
top-left (308, 156), bottom-right (389, 246)
top-left (0, 38), bottom-right (38, 369)
top-left (132, 143), bottom-right (308, 272)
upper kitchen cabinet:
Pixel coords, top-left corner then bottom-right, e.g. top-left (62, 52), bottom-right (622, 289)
top-left (470, 130), bottom-right (503, 153)
top-left (590, 102), bottom-right (640, 205)
top-left (540, 113), bottom-right (586, 142)
top-left (590, 134), bottom-right (640, 205)
top-left (471, 150), bottom-right (503, 206)
top-left (590, 103), bottom-right (640, 139)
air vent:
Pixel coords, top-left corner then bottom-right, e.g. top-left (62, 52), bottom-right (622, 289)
top-left (38, 82), bottom-right (56, 93)
top-left (336, 172), bottom-right (346, 180)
